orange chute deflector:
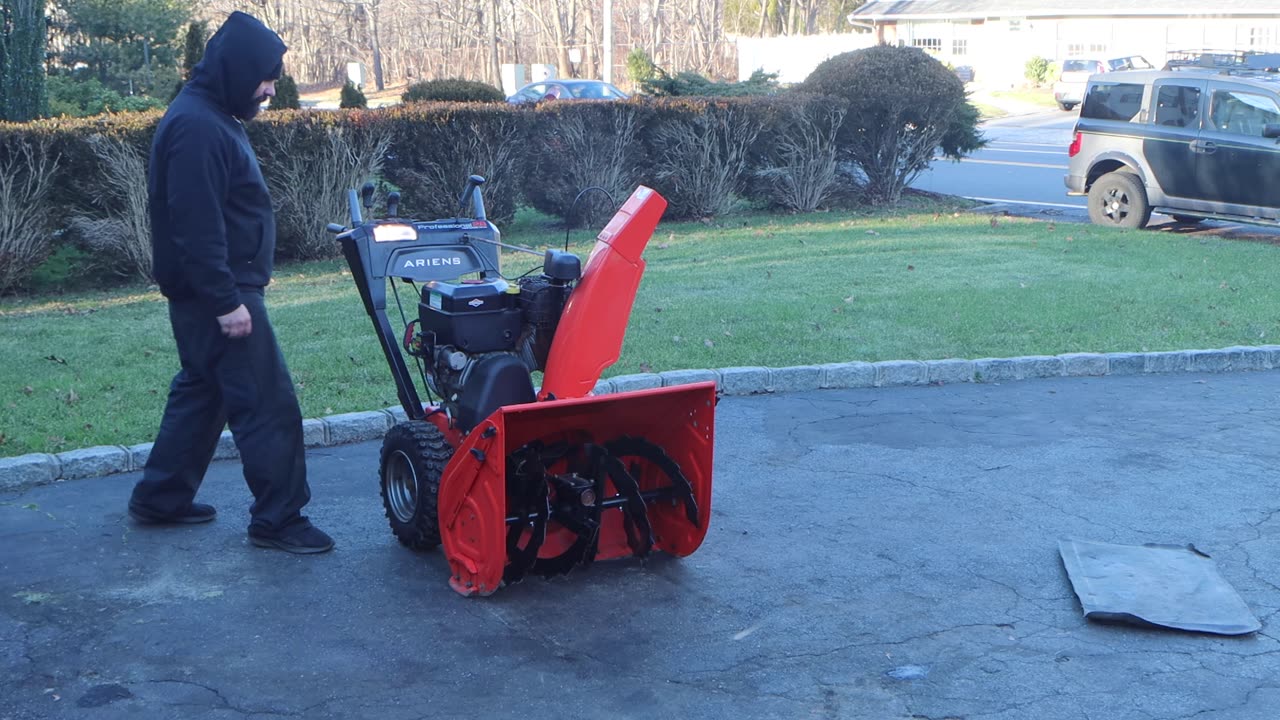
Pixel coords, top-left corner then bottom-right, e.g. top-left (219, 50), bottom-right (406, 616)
top-left (539, 186), bottom-right (667, 401)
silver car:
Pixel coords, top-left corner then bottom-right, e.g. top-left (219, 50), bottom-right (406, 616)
top-left (506, 80), bottom-right (628, 104)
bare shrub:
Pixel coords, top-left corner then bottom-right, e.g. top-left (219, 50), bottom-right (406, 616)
top-left (522, 103), bottom-right (647, 228)
top-left (381, 105), bottom-right (524, 225)
top-left (256, 114), bottom-right (393, 260)
top-left (750, 98), bottom-right (848, 212)
top-left (0, 136), bottom-right (61, 293)
top-left (67, 134), bottom-right (152, 280)
top-left (646, 100), bottom-right (761, 220)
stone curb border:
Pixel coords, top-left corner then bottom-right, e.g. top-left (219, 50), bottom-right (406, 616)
top-left (4, 344), bottom-right (1279, 492)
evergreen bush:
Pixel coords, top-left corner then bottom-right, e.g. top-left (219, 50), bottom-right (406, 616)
top-left (800, 45), bottom-right (984, 205)
top-left (402, 79), bottom-right (504, 103)
top-left (270, 74), bottom-right (301, 110)
top-left (1025, 56), bottom-right (1052, 86)
top-left (340, 81), bottom-right (367, 109)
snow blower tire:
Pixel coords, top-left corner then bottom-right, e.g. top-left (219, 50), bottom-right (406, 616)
top-left (379, 421), bottom-right (451, 551)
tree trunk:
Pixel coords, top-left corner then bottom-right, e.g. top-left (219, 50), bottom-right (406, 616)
top-left (488, 0), bottom-right (501, 88)
top-left (2, 0), bottom-right (47, 121)
top-left (363, 1), bottom-right (385, 91)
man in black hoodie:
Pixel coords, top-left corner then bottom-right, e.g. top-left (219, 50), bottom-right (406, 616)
top-left (128, 11), bottom-right (333, 554)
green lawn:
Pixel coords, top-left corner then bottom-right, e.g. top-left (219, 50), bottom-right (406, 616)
top-left (990, 87), bottom-right (1060, 108)
top-left (4, 197), bottom-right (1280, 457)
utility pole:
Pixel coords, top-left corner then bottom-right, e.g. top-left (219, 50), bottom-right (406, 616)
top-left (602, 0), bottom-right (612, 84)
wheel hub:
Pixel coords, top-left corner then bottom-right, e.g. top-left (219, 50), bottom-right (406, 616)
top-left (385, 450), bottom-right (419, 523)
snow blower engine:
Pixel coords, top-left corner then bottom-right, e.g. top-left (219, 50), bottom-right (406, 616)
top-left (328, 176), bottom-right (716, 597)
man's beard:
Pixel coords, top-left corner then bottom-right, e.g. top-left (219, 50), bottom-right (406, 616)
top-left (236, 94), bottom-right (270, 121)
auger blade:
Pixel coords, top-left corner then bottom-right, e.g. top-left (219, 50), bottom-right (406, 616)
top-left (437, 382), bottom-right (716, 597)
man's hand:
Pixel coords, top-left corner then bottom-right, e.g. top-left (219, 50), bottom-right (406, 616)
top-left (217, 305), bottom-right (252, 338)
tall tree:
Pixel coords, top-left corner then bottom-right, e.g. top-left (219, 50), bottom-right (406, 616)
top-left (54, 0), bottom-right (189, 96)
top-left (181, 19), bottom-right (205, 79)
top-left (1, 0), bottom-right (49, 121)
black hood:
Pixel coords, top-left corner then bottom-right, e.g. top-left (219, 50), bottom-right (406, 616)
top-left (189, 11), bottom-right (286, 120)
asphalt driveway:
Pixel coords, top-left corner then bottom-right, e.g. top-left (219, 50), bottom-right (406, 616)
top-left (5, 370), bottom-right (1280, 719)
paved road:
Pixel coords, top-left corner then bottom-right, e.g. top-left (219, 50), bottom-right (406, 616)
top-left (6, 370), bottom-right (1280, 719)
top-left (913, 109), bottom-right (1081, 212)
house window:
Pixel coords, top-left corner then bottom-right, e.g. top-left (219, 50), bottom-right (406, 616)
top-left (1250, 27), bottom-right (1273, 48)
top-left (913, 38), bottom-right (942, 53)
top-left (952, 38), bottom-right (968, 55)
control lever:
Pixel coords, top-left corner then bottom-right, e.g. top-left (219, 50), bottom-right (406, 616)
top-left (326, 223), bottom-right (345, 234)
top-left (347, 189), bottom-right (364, 225)
top-left (457, 175), bottom-right (486, 217)
top-left (387, 191), bottom-right (401, 218)
top-left (360, 181), bottom-right (376, 211)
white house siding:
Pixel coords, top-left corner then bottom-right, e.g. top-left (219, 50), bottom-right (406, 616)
top-left (851, 4), bottom-right (1280, 88)
top-left (735, 33), bottom-right (877, 83)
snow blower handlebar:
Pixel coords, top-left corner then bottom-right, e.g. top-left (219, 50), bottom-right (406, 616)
top-left (330, 182), bottom-right (505, 423)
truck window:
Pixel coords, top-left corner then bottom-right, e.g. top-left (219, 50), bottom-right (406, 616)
top-left (1209, 89), bottom-right (1280, 136)
top-left (1153, 84), bottom-right (1201, 128)
top-left (1080, 82), bottom-right (1144, 121)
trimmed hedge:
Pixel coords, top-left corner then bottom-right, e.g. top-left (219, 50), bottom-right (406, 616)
top-left (0, 70), bottom-right (983, 292)
top-left (403, 79), bottom-right (505, 103)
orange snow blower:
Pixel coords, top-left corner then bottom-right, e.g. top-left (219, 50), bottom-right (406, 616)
top-left (329, 177), bottom-right (715, 596)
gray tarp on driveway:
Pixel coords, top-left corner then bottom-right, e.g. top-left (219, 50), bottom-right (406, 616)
top-left (1059, 538), bottom-right (1261, 635)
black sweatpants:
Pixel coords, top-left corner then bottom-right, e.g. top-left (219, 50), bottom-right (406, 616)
top-left (130, 289), bottom-right (311, 531)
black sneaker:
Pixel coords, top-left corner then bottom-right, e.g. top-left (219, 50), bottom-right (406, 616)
top-left (248, 520), bottom-right (334, 555)
top-left (128, 502), bottom-right (217, 525)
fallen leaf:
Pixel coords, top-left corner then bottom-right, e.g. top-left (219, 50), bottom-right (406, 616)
top-left (703, 339), bottom-right (714, 348)
top-left (723, 331), bottom-right (733, 337)
top-left (865, 230), bottom-right (879, 236)
top-left (657, 243), bottom-right (669, 249)
top-left (639, 362), bottom-right (652, 373)
top-left (672, 336), bottom-right (682, 343)
top-left (907, 265), bottom-right (914, 271)
top-left (22, 386), bottom-right (33, 395)
top-left (143, 350), bottom-right (153, 357)
top-left (654, 307), bottom-right (663, 313)
top-left (844, 296), bottom-right (855, 303)
top-left (83, 424), bottom-right (93, 431)
top-left (1065, 236), bottom-right (1074, 242)
top-left (65, 389), bottom-right (79, 406)
top-left (44, 355), bottom-right (67, 365)
top-left (1047, 223), bottom-right (1056, 231)
top-left (0, 433), bottom-right (6, 445)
